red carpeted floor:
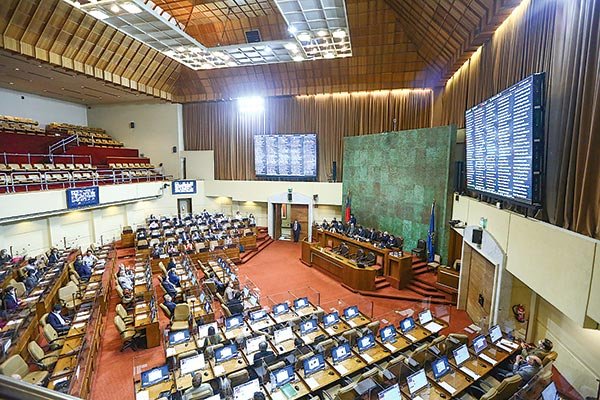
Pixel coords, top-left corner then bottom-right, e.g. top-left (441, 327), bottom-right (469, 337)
top-left (89, 241), bottom-right (472, 400)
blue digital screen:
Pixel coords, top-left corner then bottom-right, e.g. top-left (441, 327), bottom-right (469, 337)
top-left (172, 180), bottom-right (197, 195)
top-left (465, 73), bottom-right (544, 205)
top-left (254, 134), bottom-right (317, 179)
top-left (66, 186), bottom-right (99, 209)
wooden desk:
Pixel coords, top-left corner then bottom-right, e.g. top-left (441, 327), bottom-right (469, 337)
top-left (317, 231), bottom-right (390, 269)
top-left (249, 316), bottom-right (277, 332)
top-left (294, 304), bottom-right (321, 318)
top-left (273, 338), bottom-right (296, 356)
top-left (329, 354), bottom-right (366, 377)
top-left (311, 247), bottom-right (378, 291)
top-left (299, 363), bottom-right (340, 392)
top-left (186, 297), bottom-right (215, 323)
top-left (322, 320), bottom-right (352, 336)
top-left (356, 343), bottom-right (391, 365)
top-left (51, 355), bottom-right (78, 378)
top-left (267, 375), bottom-right (311, 400)
top-left (66, 322), bottom-right (87, 338)
top-left (401, 326), bottom-right (433, 343)
top-left (480, 345), bottom-right (513, 366)
top-left (301, 327), bottom-right (329, 345)
top-left (135, 377), bottom-right (175, 400)
top-left (175, 366), bottom-right (216, 391)
top-left (166, 340), bottom-right (198, 359)
top-left (272, 310), bottom-right (299, 324)
top-left (343, 312), bottom-right (371, 329)
top-left (400, 384), bottom-right (447, 400)
top-left (223, 324), bottom-right (252, 340)
top-left (452, 356), bottom-right (494, 381)
top-left (387, 253), bottom-right (414, 289)
top-left (427, 367), bottom-right (472, 397)
top-left (60, 336), bottom-right (83, 357)
top-left (210, 356), bottom-right (247, 377)
top-left (379, 336), bottom-right (413, 354)
top-left (134, 303), bottom-right (160, 349)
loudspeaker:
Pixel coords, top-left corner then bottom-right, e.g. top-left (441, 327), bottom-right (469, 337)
top-left (454, 161), bottom-right (465, 193)
top-left (472, 228), bottom-right (483, 245)
top-left (287, 193), bottom-right (293, 202)
top-left (129, 121), bottom-right (135, 129)
top-left (332, 161), bottom-right (337, 182)
top-left (172, 146), bottom-right (177, 153)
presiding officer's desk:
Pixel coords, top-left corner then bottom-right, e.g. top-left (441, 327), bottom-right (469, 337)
top-left (309, 246), bottom-right (379, 291)
top-left (298, 360), bottom-right (341, 392)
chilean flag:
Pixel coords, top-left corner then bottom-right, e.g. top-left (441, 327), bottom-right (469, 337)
top-left (344, 191), bottom-right (352, 222)
top-left (427, 200), bottom-right (436, 262)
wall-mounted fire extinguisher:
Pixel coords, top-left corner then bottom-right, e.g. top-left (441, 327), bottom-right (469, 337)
top-left (512, 304), bottom-right (526, 323)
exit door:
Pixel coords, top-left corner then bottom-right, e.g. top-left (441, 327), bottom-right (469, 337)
top-left (178, 198), bottom-right (192, 217)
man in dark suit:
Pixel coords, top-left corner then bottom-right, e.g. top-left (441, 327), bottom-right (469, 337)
top-left (163, 294), bottom-right (177, 314)
top-left (74, 255), bottom-right (92, 281)
top-left (24, 269), bottom-right (38, 291)
top-left (162, 278), bottom-right (178, 298)
top-left (253, 341), bottom-right (275, 366)
top-left (167, 268), bottom-right (181, 287)
top-left (292, 220), bottom-right (301, 242)
top-left (3, 286), bottom-right (19, 311)
top-left (227, 291), bottom-right (245, 315)
top-left (47, 304), bottom-right (70, 334)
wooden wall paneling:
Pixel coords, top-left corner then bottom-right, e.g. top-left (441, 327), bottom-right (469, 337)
top-left (464, 244), bottom-right (494, 324)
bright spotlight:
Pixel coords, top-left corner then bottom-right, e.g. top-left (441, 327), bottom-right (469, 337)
top-left (238, 96), bottom-right (265, 113)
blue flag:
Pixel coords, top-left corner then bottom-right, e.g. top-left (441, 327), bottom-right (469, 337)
top-left (427, 200), bottom-right (436, 262)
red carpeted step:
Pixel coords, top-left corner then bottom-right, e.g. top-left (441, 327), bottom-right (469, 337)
top-left (374, 276), bottom-right (387, 283)
top-left (375, 281), bottom-right (391, 290)
top-left (406, 283), bottom-right (447, 299)
top-left (355, 289), bottom-right (455, 305)
top-left (241, 237), bottom-right (274, 263)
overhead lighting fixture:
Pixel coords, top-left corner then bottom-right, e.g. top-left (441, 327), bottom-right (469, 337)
top-left (297, 32), bottom-right (311, 42)
top-left (292, 55), bottom-right (304, 62)
top-left (333, 29), bottom-right (347, 39)
top-left (238, 97), bottom-right (265, 114)
top-left (288, 26), bottom-right (298, 34)
top-left (110, 4), bottom-right (120, 13)
top-left (323, 52), bottom-right (335, 59)
top-left (317, 30), bottom-right (328, 37)
top-left (120, 2), bottom-right (141, 14)
top-left (88, 9), bottom-right (109, 20)
top-left (284, 43), bottom-right (298, 52)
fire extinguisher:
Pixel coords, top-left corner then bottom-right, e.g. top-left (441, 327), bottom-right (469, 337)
top-left (512, 304), bottom-right (526, 323)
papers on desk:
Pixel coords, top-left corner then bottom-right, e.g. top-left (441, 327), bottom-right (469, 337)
top-left (135, 313), bottom-right (148, 321)
top-left (439, 381), bottom-right (456, 394)
top-left (136, 390), bottom-right (150, 400)
top-left (385, 343), bottom-right (397, 352)
top-left (500, 339), bottom-right (519, 349)
top-left (404, 333), bottom-right (418, 342)
top-left (414, 396), bottom-right (425, 400)
top-left (23, 295), bottom-right (40, 303)
top-left (305, 377), bottom-right (319, 390)
top-left (166, 347), bottom-right (176, 357)
top-left (74, 314), bottom-right (90, 323)
top-left (135, 304), bottom-right (146, 310)
top-left (325, 327), bottom-right (335, 335)
top-left (424, 321), bottom-right (444, 333)
top-left (334, 364), bottom-right (348, 375)
top-left (361, 354), bottom-right (374, 363)
top-left (497, 343), bottom-right (513, 353)
top-left (348, 320), bottom-right (357, 328)
top-left (72, 322), bottom-right (86, 329)
top-left (479, 354), bottom-right (497, 366)
top-left (213, 365), bottom-right (225, 376)
top-left (464, 323), bottom-right (482, 334)
top-left (459, 366), bottom-right (480, 380)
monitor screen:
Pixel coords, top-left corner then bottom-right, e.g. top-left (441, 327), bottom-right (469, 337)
top-left (249, 309), bottom-right (267, 322)
top-left (406, 369), bottom-right (428, 395)
top-left (399, 317), bottom-right (415, 333)
top-left (541, 382), bottom-right (558, 400)
top-left (323, 311), bottom-right (339, 328)
top-left (473, 335), bottom-right (488, 355)
top-left (254, 134), bottom-right (318, 180)
top-left (248, 294), bottom-right (259, 307)
top-left (379, 325), bottom-right (397, 343)
top-left (343, 306), bottom-right (359, 320)
top-left (303, 353), bottom-right (325, 377)
top-left (140, 365), bottom-right (169, 388)
top-left (300, 319), bottom-right (318, 335)
top-left (331, 343), bottom-right (352, 364)
top-left (246, 336), bottom-right (266, 354)
top-left (431, 356), bottom-right (451, 380)
top-left (357, 334), bottom-right (375, 353)
top-left (378, 383), bottom-right (402, 400)
top-left (180, 354), bottom-right (206, 376)
top-left (272, 302), bottom-right (289, 316)
top-left (274, 327), bottom-right (294, 344)
top-left (465, 73), bottom-right (545, 205)
top-left (452, 344), bottom-right (470, 366)
top-left (243, 287), bottom-right (250, 298)
top-left (270, 365), bottom-right (295, 388)
top-left (215, 344), bottom-right (237, 364)
top-left (489, 325), bottom-right (502, 343)
top-left (198, 322), bottom-right (218, 338)
top-left (418, 309), bottom-right (433, 325)
top-left (169, 329), bottom-right (190, 345)
top-left (233, 378), bottom-right (261, 400)
top-left (294, 297), bottom-right (309, 309)
top-left (225, 315), bottom-right (244, 330)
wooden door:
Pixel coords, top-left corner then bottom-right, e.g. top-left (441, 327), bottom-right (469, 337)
top-left (274, 203), bottom-right (282, 240)
top-left (290, 204), bottom-right (308, 240)
top-left (464, 244), bottom-right (494, 325)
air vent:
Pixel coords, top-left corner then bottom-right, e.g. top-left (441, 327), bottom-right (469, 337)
top-left (245, 30), bottom-right (262, 43)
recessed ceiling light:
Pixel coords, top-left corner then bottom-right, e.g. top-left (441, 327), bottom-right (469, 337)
top-left (9, 82), bottom-right (14, 85)
top-left (110, 4), bottom-right (120, 13)
top-left (324, 52), bottom-right (335, 59)
top-left (288, 26), bottom-right (297, 34)
top-left (317, 30), bottom-right (328, 37)
top-left (121, 2), bottom-right (142, 14)
top-left (292, 55), bottom-right (304, 62)
top-left (88, 9), bottom-right (109, 20)
top-left (297, 32), bottom-right (311, 42)
top-left (14, 68), bottom-right (19, 71)
top-left (333, 29), bottom-right (346, 39)
top-left (284, 42), bottom-right (298, 51)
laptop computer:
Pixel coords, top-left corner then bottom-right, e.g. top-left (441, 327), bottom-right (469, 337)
top-left (249, 309), bottom-right (268, 322)
top-left (215, 344), bottom-right (238, 364)
top-left (272, 302), bottom-right (289, 316)
top-left (452, 344), bottom-right (481, 380)
top-left (140, 365), bottom-right (169, 388)
top-left (303, 353), bottom-right (325, 377)
top-left (357, 334), bottom-right (376, 353)
top-left (300, 319), bottom-right (318, 335)
top-left (323, 311), bottom-right (340, 328)
top-left (168, 329), bottom-right (190, 346)
top-left (274, 326), bottom-right (294, 344)
top-left (399, 317), bottom-right (415, 333)
top-left (379, 325), bottom-right (398, 343)
top-left (331, 343), bottom-right (352, 364)
top-left (431, 356), bottom-right (451, 380)
top-left (472, 334), bottom-right (499, 366)
top-left (378, 383), bottom-right (402, 400)
top-left (225, 315), bottom-right (244, 331)
top-left (418, 309), bottom-right (444, 333)
top-left (180, 353), bottom-right (206, 376)
top-left (270, 365), bottom-right (295, 388)
top-left (294, 297), bottom-right (309, 309)
top-left (233, 378), bottom-right (261, 400)
top-left (343, 306), bottom-right (359, 320)
top-left (406, 368), bottom-right (428, 396)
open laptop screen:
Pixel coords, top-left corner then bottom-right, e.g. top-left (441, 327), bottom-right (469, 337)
top-left (431, 356), bottom-right (451, 380)
top-left (272, 302), bottom-right (289, 316)
top-left (270, 365), bottom-right (295, 388)
top-left (343, 306), bottom-right (359, 320)
top-left (452, 344), bottom-right (470, 366)
top-left (418, 309), bottom-right (433, 325)
top-left (399, 317), bottom-right (415, 333)
top-left (406, 369), bottom-right (428, 395)
top-left (274, 327), bottom-right (294, 344)
top-left (379, 325), bottom-right (397, 343)
top-left (215, 344), bottom-right (237, 364)
top-left (357, 334), bottom-right (376, 352)
top-left (233, 378), bottom-right (260, 400)
top-left (294, 297), bottom-right (309, 309)
top-left (180, 354), bottom-right (205, 376)
top-left (168, 329), bottom-right (190, 346)
top-left (489, 325), bottom-right (502, 343)
top-left (141, 365), bottom-right (169, 388)
top-left (322, 311), bottom-right (340, 328)
top-left (331, 343), bottom-right (352, 364)
top-left (303, 354), bottom-right (325, 377)
top-left (378, 383), bottom-right (402, 400)
top-left (300, 319), bottom-right (318, 335)
top-left (473, 335), bottom-right (488, 355)
top-left (225, 315), bottom-right (244, 330)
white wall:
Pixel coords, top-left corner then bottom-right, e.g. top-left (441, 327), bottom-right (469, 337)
top-left (0, 87), bottom-right (87, 127)
top-left (87, 103), bottom-right (183, 179)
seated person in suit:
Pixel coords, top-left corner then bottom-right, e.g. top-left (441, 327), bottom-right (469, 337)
top-left (24, 269), bottom-right (38, 291)
top-left (224, 281), bottom-right (237, 303)
top-left (82, 250), bottom-right (98, 268)
top-left (47, 248), bottom-right (60, 265)
top-left (167, 257), bottom-right (176, 270)
top-left (227, 291), bottom-right (245, 315)
top-left (499, 355), bottom-right (542, 383)
top-left (163, 294), bottom-right (177, 314)
top-left (205, 326), bottom-right (223, 347)
top-left (74, 255), bottom-right (92, 281)
top-left (206, 273), bottom-right (226, 295)
top-left (253, 341), bottom-right (275, 366)
top-left (24, 258), bottom-right (41, 279)
top-left (117, 269), bottom-right (134, 291)
top-left (0, 249), bottom-right (11, 264)
top-left (349, 214), bottom-right (357, 225)
top-left (167, 243), bottom-right (179, 256)
top-left (47, 304), bottom-right (70, 334)
top-left (253, 392), bottom-right (266, 400)
top-left (167, 268), bottom-right (181, 287)
top-left (386, 235), bottom-right (399, 249)
top-left (151, 243), bottom-right (163, 257)
top-left (183, 373), bottom-right (213, 400)
top-left (320, 219), bottom-right (329, 230)
top-left (162, 278), bottom-right (178, 299)
top-left (519, 338), bottom-right (553, 360)
top-left (3, 286), bottom-right (20, 311)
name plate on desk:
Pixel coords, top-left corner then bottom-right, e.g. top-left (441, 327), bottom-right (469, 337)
top-left (66, 186), bottom-right (99, 209)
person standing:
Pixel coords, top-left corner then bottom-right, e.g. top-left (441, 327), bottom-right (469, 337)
top-left (292, 219), bottom-right (301, 242)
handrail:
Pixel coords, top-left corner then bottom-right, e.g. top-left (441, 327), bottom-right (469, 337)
top-left (0, 375), bottom-right (81, 400)
top-left (49, 134), bottom-right (79, 156)
top-left (1, 151), bottom-right (91, 165)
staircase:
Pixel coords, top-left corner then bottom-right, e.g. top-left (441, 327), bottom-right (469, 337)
top-left (240, 227), bottom-right (274, 264)
top-left (374, 276), bottom-right (390, 290)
